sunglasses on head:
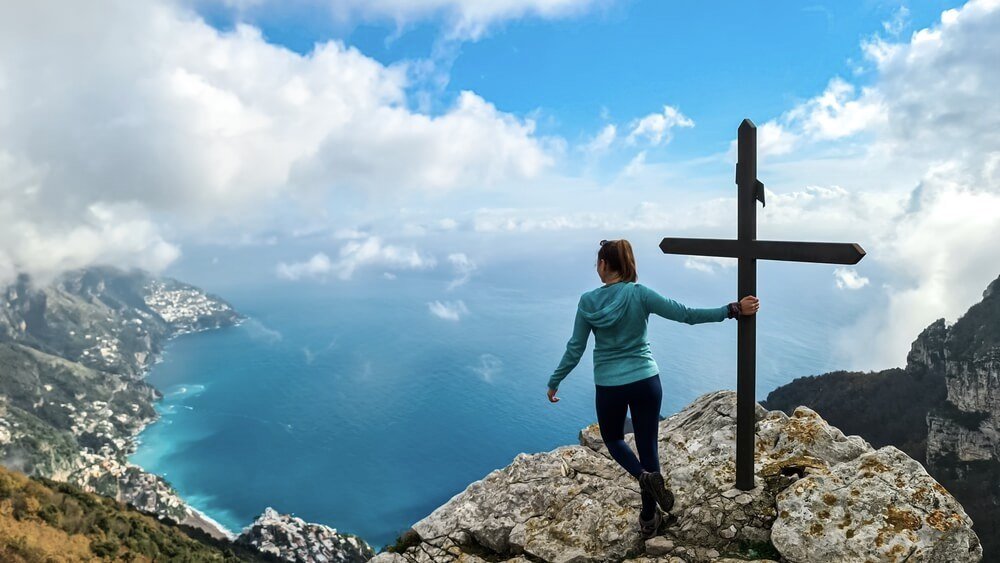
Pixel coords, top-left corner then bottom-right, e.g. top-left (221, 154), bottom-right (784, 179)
top-left (600, 239), bottom-right (611, 247)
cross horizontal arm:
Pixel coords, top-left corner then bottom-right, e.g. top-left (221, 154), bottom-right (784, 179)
top-left (659, 237), bottom-right (742, 258)
top-left (752, 241), bottom-right (866, 264)
top-left (660, 237), bottom-right (866, 265)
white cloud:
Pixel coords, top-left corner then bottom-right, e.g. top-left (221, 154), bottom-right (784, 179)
top-left (277, 236), bottom-right (436, 280)
top-left (834, 267), bottom-right (870, 290)
top-left (333, 228), bottom-right (369, 240)
top-left (791, 78), bottom-right (886, 141)
top-left (428, 299), bottom-right (469, 321)
top-left (472, 207), bottom-right (611, 232)
top-left (852, 160), bottom-right (1000, 365)
top-left (622, 151), bottom-right (647, 177)
top-left (627, 106), bottom-right (694, 146)
top-left (437, 218), bottom-right (460, 231)
top-left (748, 78), bottom-right (885, 157)
top-left (794, 0), bottom-right (1000, 368)
top-left (883, 5), bottom-right (911, 36)
top-left (446, 253), bottom-right (477, 289)
top-left (684, 257), bottom-right (736, 274)
top-left (276, 253), bottom-right (333, 280)
top-left (291, 90), bottom-right (553, 194)
top-left (582, 124), bottom-right (617, 154)
top-left (336, 236), bottom-right (437, 279)
top-left (0, 0), bottom-right (552, 286)
top-left (326, 0), bottom-right (603, 40)
top-left (757, 121), bottom-right (799, 156)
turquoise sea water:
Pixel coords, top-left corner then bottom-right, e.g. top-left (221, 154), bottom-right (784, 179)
top-left (131, 250), bottom-right (872, 549)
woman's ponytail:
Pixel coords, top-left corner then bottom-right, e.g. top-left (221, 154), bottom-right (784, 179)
top-left (597, 239), bottom-right (638, 282)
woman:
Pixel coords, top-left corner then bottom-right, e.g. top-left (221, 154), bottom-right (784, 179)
top-left (546, 239), bottom-right (759, 539)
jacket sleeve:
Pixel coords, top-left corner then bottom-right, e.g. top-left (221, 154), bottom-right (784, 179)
top-left (547, 301), bottom-right (592, 390)
top-left (639, 284), bottom-right (728, 325)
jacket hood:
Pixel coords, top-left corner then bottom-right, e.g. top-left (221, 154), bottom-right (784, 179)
top-left (579, 282), bottom-right (636, 328)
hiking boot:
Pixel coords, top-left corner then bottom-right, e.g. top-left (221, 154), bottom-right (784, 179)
top-left (638, 470), bottom-right (674, 513)
top-left (638, 508), bottom-right (662, 539)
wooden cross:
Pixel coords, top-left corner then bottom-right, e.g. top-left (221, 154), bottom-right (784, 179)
top-left (659, 119), bottom-right (866, 490)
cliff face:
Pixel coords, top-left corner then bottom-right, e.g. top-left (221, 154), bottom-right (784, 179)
top-left (925, 275), bottom-right (1000, 558)
top-left (765, 273), bottom-right (1000, 559)
top-left (374, 391), bottom-right (981, 563)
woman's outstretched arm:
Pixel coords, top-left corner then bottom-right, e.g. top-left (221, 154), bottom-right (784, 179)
top-left (638, 283), bottom-right (730, 325)
top-left (547, 301), bottom-right (592, 391)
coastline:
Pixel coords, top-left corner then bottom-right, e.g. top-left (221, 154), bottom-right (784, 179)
top-left (124, 317), bottom-right (248, 541)
top-left (180, 503), bottom-right (237, 541)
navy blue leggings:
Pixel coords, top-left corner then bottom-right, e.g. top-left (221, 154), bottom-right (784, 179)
top-left (595, 374), bottom-right (662, 479)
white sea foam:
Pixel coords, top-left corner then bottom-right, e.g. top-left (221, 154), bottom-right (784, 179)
top-left (166, 383), bottom-right (207, 398)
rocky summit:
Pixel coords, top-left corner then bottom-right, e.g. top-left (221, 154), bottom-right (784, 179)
top-left (373, 390), bottom-right (981, 563)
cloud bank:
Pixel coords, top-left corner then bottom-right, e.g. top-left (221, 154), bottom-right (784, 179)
top-left (0, 0), bottom-right (552, 285)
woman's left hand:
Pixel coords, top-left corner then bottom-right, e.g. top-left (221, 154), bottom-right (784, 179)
top-left (547, 388), bottom-right (560, 403)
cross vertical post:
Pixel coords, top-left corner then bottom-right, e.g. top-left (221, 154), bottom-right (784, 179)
top-left (736, 120), bottom-right (757, 491)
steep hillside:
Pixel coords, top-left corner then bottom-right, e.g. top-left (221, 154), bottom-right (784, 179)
top-left (0, 266), bottom-right (241, 530)
top-left (0, 266), bottom-right (378, 562)
top-left (0, 464), bottom-right (273, 562)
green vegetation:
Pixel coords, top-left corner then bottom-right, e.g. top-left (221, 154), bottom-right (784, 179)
top-left (946, 277), bottom-right (1000, 361)
top-left (763, 366), bottom-right (945, 462)
top-left (0, 464), bottom-right (273, 562)
top-left (382, 527), bottom-right (421, 553)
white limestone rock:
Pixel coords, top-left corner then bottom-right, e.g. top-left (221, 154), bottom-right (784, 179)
top-left (772, 445), bottom-right (982, 563)
top-left (372, 390), bottom-right (981, 563)
top-left (238, 507), bottom-right (376, 563)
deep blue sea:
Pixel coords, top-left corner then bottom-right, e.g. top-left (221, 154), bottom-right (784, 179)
top-left (130, 238), bottom-right (875, 549)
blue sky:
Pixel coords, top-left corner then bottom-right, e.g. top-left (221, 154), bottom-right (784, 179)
top-left (200, 0), bottom-right (954, 154)
top-left (0, 0), bottom-right (998, 369)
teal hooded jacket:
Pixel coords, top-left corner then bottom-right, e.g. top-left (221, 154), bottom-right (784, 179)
top-left (547, 281), bottom-right (731, 390)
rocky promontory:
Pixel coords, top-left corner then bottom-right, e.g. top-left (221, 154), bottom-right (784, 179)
top-left (374, 390), bottom-right (981, 562)
top-left (237, 507), bottom-right (376, 563)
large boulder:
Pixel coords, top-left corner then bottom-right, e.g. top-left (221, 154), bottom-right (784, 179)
top-left (772, 446), bottom-right (982, 562)
top-left (373, 390), bottom-right (982, 562)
